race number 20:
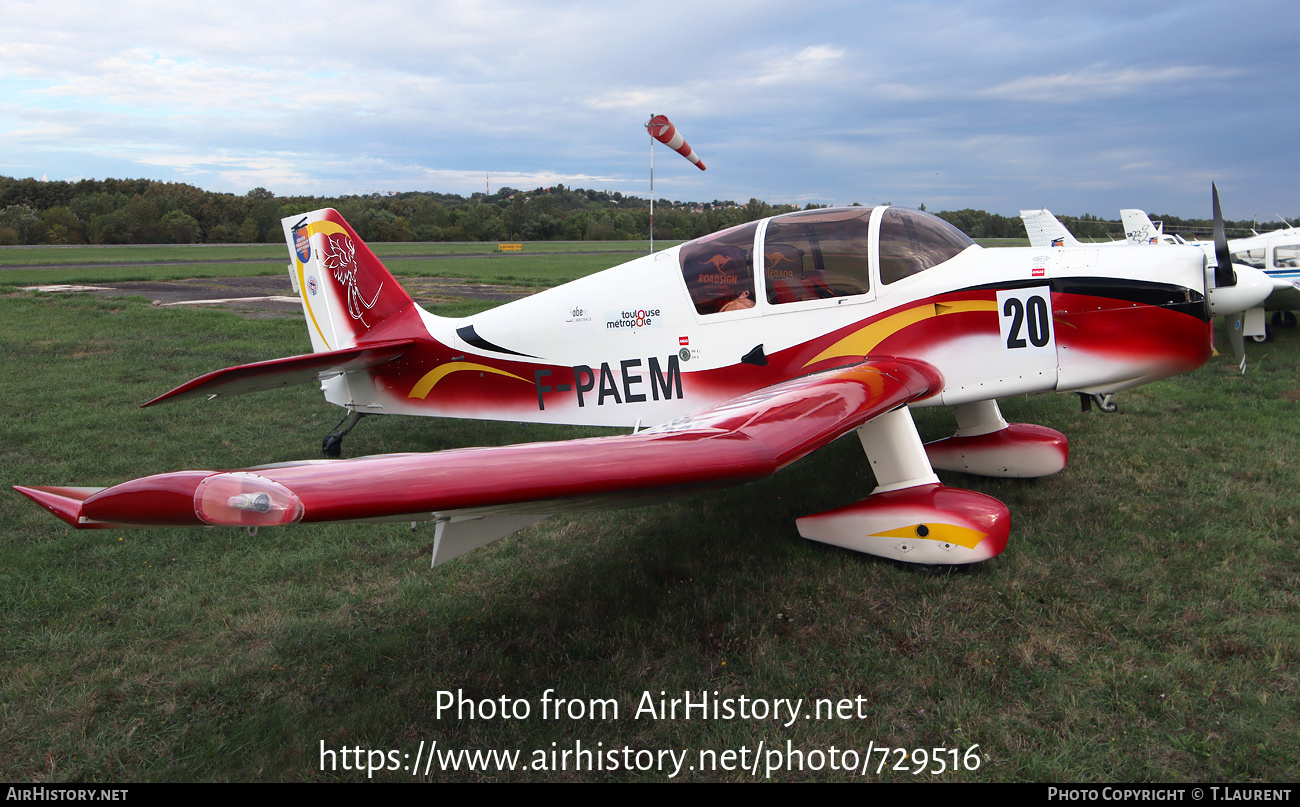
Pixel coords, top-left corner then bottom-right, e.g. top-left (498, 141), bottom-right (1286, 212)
top-left (997, 287), bottom-right (1054, 354)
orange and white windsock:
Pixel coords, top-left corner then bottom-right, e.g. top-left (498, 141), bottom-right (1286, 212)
top-left (647, 114), bottom-right (706, 171)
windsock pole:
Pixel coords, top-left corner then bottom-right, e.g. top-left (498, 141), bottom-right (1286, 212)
top-left (650, 120), bottom-right (655, 253)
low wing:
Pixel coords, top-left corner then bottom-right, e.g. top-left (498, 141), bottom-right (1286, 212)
top-left (142, 339), bottom-right (419, 406)
top-left (18, 357), bottom-right (940, 561)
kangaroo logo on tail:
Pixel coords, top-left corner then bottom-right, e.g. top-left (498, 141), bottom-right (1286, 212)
top-left (320, 233), bottom-right (384, 327)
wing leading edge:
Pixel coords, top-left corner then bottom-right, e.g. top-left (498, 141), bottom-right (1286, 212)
top-left (17, 358), bottom-right (942, 549)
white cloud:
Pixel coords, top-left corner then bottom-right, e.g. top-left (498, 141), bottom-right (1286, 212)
top-left (0, 1), bottom-right (1296, 215)
top-left (586, 89), bottom-right (684, 113)
top-left (979, 65), bottom-right (1226, 102)
top-left (754, 45), bottom-right (845, 86)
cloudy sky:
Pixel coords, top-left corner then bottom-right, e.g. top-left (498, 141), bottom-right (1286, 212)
top-left (2, 0), bottom-right (1296, 218)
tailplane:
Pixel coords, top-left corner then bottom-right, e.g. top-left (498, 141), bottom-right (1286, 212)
top-left (284, 209), bottom-right (417, 353)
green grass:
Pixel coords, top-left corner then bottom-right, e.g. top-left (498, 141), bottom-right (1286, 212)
top-left (1, 289), bottom-right (1297, 782)
top-left (0, 243), bottom-right (289, 265)
top-left (0, 253), bottom-right (633, 289)
top-left (0, 242), bottom-right (669, 287)
top-left (0, 240), bottom-right (665, 266)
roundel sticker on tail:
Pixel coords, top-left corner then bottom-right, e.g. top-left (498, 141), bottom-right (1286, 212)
top-left (294, 227), bottom-right (311, 264)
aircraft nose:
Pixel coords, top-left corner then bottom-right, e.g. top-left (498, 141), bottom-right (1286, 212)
top-left (1207, 263), bottom-right (1273, 316)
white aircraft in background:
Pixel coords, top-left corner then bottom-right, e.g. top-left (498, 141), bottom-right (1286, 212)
top-left (1215, 226), bottom-right (1300, 340)
top-left (1020, 208), bottom-right (1180, 249)
top-left (1118, 210), bottom-right (1300, 341)
top-left (1118, 209), bottom-right (1191, 246)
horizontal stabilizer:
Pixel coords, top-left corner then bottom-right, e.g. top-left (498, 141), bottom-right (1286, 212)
top-left (143, 339), bottom-right (419, 406)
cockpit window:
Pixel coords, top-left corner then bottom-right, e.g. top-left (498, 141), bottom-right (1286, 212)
top-left (679, 220), bottom-right (759, 315)
top-left (763, 207), bottom-right (873, 304)
top-left (1232, 247), bottom-right (1265, 269)
top-left (878, 208), bottom-right (975, 284)
top-left (1272, 243), bottom-right (1300, 269)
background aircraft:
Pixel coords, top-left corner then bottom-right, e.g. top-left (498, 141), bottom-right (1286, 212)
top-left (1215, 227), bottom-right (1300, 341)
top-left (1118, 209), bottom-right (1190, 246)
top-left (1020, 208), bottom-right (1182, 249)
top-left (1020, 208), bottom-right (1124, 248)
top-left (17, 197), bottom-right (1271, 568)
top-left (1117, 209), bottom-right (1300, 342)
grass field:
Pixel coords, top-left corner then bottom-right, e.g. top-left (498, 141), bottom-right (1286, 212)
top-left (0, 242), bottom-right (673, 290)
top-left (0, 240), bottom-right (662, 266)
top-left (0, 241), bottom-right (668, 287)
top-left (0, 245), bottom-right (1296, 782)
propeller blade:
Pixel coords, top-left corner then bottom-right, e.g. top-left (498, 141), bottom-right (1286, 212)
top-left (1229, 312), bottom-right (1247, 374)
top-left (1212, 183), bottom-right (1236, 289)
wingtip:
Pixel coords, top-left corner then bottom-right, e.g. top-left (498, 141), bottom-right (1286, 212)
top-left (140, 381), bottom-right (196, 408)
top-left (13, 485), bottom-right (100, 528)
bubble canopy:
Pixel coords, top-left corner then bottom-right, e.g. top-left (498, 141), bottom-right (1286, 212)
top-left (678, 207), bottom-right (975, 315)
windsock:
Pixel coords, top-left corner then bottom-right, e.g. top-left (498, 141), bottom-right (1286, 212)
top-left (647, 114), bottom-right (706, 171)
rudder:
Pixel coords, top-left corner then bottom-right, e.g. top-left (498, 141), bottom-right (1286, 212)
top-left (283, 209), bottom-right (416, 352)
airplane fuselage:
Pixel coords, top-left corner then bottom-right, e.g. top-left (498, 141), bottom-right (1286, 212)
top-left (304, 206), bottom-right (1212, 428)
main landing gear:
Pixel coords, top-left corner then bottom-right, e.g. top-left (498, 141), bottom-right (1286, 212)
top-left (322, 410), bottom-right (367, 458)
top-left (1253, 311), bottom-right (1296, 344)
top-left (1078, 393), bottom-right (1118, 413)
top-left (795, 400), bottom-right (1068, 565)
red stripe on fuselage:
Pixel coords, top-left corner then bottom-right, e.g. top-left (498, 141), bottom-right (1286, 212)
top-left (358, 287), bottom-right (1209, 422)
top-left (1051, 291), bottom-right (1211, 369)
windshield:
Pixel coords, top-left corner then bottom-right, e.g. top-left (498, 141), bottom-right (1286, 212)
top-left (878, 207), bottom-right (975, 284)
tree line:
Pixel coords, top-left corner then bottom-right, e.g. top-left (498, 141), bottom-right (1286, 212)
top-left (0, 175), bottom-right (1281, 246)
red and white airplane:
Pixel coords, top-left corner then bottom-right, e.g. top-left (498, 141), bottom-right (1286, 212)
top-left (15, 192), bottom-right (1272, 567)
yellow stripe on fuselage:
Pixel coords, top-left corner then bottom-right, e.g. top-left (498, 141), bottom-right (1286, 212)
top-left (803, 299), bottom-right (996, 367)
top-left (409, 362), bottom-right (530, 399)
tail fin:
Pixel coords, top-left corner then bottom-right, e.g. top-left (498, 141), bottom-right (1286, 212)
top-left (1020, 208), bottom-right (1080, 249)
top-left (1120, 209), bottom-right (1157, 245)
top-left (283, 209), bottom-right (416, 352)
